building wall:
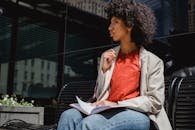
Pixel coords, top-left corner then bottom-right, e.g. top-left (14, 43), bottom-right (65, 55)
top-left (172, 0), bottom-right (188, 32)
top-left (57, 0), bottom-right (107, 18)
top-left (0, 58), bottom-right (80, 96)
top-left (188, 0), bottom-right (195, 32)
top-left (15, 58), bottom-right (58, 95)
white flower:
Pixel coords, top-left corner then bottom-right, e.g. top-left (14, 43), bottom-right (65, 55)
top-left (0, 95), bottom-right (34, 107)
top-left (10, 97), bottom-right (13, 101)
top-left (3, 97), bottom-right (8, 101)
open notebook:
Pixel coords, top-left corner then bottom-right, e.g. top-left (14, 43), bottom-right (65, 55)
top-left (69, 96), bottom-right (128, 115)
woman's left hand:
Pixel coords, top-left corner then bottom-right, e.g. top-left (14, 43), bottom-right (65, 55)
top-left (92, 100), bottom-right (117, 106)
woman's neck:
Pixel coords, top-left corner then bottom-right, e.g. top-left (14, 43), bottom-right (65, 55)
top-left (120, 40), bottom-right (137, 54)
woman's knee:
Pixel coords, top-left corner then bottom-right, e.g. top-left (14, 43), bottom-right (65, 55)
top-left (138, 116), bottom-right (150, 130)
top-left (107, 109), bottom-right (150, 130)
top-left (59, 109), bottom-right (82, 122)
top-left (129, 110), bottom-right (150, 130)
top-left (78, 114), bottom-right (106, 130)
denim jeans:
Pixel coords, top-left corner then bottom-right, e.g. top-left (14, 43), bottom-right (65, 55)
top-left (57, 108), bottom-right (150, 130)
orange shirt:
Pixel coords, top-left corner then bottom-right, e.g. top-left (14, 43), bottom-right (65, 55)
top-left (108, 49), bottom-right (140, 102)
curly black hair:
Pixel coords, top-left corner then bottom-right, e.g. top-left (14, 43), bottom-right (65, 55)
top-left (105, 0), bottom-right (156, 47)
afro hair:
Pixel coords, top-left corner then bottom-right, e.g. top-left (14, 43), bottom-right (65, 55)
top-left (105, 0), bottom-right (156, 46)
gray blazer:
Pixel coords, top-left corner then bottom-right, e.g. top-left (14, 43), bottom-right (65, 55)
top-left (94, 46), bottom-right (172, 130)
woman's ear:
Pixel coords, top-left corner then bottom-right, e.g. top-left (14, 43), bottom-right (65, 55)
top-left (127, 26), bottom-right (132, 32)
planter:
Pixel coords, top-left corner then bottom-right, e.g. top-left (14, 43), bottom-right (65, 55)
top-left (0, 106), bottom-right (44, 126)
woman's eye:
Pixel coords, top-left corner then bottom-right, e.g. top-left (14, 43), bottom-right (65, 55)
top-left (114, 20), bottom-right (119, 24)
top-left (110, 20), bottom-right (119, 26)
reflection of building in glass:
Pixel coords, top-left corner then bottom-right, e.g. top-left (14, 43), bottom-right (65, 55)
top-left (57, 0), bottom-right (107, 18)
top-left (0, 58), bottom-right (78, 95)
top-left (188, 0), bottom-right (195, 32)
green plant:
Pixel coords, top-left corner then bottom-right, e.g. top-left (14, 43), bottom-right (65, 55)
top-left (0, 95), bottom-right (34, 107)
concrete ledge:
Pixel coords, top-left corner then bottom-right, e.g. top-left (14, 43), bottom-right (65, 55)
top-left (0, 106), bottom-right (44, 126)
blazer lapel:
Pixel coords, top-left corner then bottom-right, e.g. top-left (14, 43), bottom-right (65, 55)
top-left (98, 46), bottom-right (120, 100)
top-left (139, 47), bottom-right (148, 95)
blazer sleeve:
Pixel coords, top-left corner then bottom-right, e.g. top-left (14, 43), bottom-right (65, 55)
top-left (94, 52), bottom-right (108, 98)
top-left (117, 59), bottom-right (165, 114)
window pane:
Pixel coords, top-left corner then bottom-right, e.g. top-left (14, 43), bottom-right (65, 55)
top-left (0, 16), bottom-right (12, 94)
top-left (64, 19), bottom-right (110, 83)
top-left (14, 17), bottom-right (58, 98)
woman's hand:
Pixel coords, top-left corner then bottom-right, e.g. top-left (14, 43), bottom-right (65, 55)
top-left (102, 49), bottom-right (116, 73)
top-left (92, 100), bottom-right (117, 106)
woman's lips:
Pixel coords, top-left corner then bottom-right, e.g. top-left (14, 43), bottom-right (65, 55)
top-left (109, 32), bottom-right (114, 37)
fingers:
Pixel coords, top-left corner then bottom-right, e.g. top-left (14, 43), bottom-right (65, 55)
top-left (92, 100), bottom-right (117, 106)
top-left (102, 49), bottom-right (116, 73)
top-left (104, 49), bottom-right (116, 62)
top-left (91, 101), bottom-right (104, 106)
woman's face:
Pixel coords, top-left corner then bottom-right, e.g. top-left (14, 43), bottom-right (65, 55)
top-left (108, 16), bottom-right (131, 42)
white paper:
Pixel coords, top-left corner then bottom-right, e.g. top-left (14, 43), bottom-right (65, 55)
top-left (76, 96), bottom-right (96, 114)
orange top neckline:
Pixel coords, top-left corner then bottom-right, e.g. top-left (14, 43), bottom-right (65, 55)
top-left (108, 49), bottom-right (140, 102)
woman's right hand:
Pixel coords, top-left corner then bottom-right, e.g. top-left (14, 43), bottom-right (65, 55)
top-left (102, 49), bottom-right (116, 73)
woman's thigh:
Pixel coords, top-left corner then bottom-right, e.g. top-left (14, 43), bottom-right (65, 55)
top-left (77, 108), bottom-right (150, 130)
top-left (57, 108), bottom-right (84, 130)
top-left (102, 109), bottom-right (150, 130)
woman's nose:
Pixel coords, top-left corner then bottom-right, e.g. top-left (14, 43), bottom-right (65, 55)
top-left (108, 24), bottom-right (112, 31)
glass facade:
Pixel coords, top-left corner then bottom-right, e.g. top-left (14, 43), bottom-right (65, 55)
top-left (0, 0), bottom-right (194, 100)
top-left (0, 15), bottom-right (59, 98)
top-left (0, 16), bottom-right (11, 94)
top-left (14, 17), bottom-right (58, 97)
top-left (0, 2), bottom-right (110, 99)
top-left (64, 22), bottom-right (110, 83)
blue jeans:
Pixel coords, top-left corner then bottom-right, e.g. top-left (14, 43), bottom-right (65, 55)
top-left (57, 108), bottom-right (150, 130)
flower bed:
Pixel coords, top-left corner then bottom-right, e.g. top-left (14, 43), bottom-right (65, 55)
top-left (0, 95), bottom-right (44, 126)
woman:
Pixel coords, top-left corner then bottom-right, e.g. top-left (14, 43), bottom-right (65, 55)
top-left (57, 0), bottom-right (172, 130)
